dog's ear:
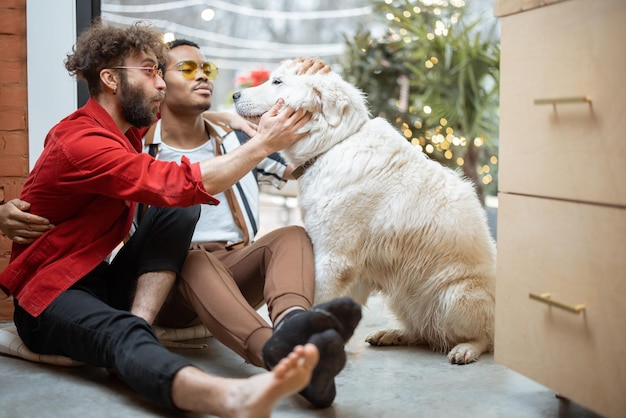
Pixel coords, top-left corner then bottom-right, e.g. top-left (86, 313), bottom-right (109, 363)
top-left (316, 87), bottom-right (350, 128)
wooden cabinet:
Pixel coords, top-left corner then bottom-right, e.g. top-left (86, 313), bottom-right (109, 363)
top-left (496, 195), bottom-right (626, 417)
top-left (495, 1), bottom-right (626, 417)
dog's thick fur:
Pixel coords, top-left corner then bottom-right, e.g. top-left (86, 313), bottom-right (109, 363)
top-left (234, 60), bottom-right (496, 364)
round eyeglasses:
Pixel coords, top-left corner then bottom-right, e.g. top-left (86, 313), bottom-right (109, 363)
top-left (110, 65), bottom-right (163, 80)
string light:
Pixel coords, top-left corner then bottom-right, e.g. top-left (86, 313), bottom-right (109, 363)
top-left (102, 1), bottom-right (375, 71)
top-left (102, 1), bottom-right (372, 20)
top-left (105, 0), bottom-right (498, 190)
top-left (200, 8), bottom-right (214, 21)
top-left (375, 0), bottom-right (498, 194)
top-left (103, 12), bottom-right (346, 66)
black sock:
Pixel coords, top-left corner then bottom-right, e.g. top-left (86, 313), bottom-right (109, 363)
top-left (262, 309), bottom-right (339, 369)
top-left (262, 297), bottom-right (362, 369)
top-left (300, 328), bottom-right (346, 408)
top-left (311, 296), bottom-right (362, 342)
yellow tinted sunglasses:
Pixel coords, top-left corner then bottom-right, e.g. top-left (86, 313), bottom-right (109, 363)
top-left (172, 60), bottom-right (219, 80)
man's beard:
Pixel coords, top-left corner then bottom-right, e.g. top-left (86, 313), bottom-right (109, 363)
top-left (119, 76), bottom-right (160, 128)
top-left (196, 102), bottom-right (211, 112)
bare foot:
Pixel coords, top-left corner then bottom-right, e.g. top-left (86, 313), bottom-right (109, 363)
top-left (171, 344), bottom-right (318, 417)
top-left (224, 343), bottom-right (319, 417)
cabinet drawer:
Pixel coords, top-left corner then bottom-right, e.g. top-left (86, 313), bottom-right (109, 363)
top-left (498, 0), bottom-right (626, 206)
top-left (495, 193), bottom-right (626, 418)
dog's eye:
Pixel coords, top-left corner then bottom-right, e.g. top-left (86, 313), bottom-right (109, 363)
top-left (271, 78), bottom-right (283, 86)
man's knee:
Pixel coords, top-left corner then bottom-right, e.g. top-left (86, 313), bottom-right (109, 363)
top-left (179, 205), bottom-right (201, 224)
top-left (149, 206), bottom-right (200, 235)
top-left (158, 205), bottom-right (200, 225)
top-left (282, 225), bottom-right (309, 240)
top-left (286, 225), bottom-right (313, 249)
top-left (264, 225), bottom-right (313, 254)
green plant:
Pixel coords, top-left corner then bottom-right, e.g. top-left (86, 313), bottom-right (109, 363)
top-left (340, 0), bottom-right (500, 201)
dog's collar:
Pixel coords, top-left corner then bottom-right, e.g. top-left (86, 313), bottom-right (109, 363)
top-left (292, 156), bottom-right (319, 180)
top-left (291, 120), bottom-right (367, 180)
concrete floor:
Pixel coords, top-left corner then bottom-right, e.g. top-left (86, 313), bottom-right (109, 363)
top-left (0, 294), bottom-right (602, 418)
top-left (0, 191), bottom-right (603, 417)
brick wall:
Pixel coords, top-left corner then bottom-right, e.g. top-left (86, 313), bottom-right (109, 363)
top-left (0, 0), bottom-right (28, 321)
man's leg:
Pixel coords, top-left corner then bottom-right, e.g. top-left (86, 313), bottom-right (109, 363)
top-left (159, 226), bottom-right (326, 367)
top-left (13, 267), bottom-right (319, 415)
top-left (109, 205), bottom-right (200, 323)
top-left (221, 226), bottom-right (361, 342)
top-left (219, 226), bottom-right (316, 322)
top-left (220, 226), bottom-right (361, 407)
top-left (163, 247), bottom-right (274, 367)
top-left (132, 270), bottom-right (176, 324)
top-left (162, 226), bottom-right (315, 367)
top-left (170, 344), bottom-right (318, 416)
top-left (182, 226), bottom-right (361, 407)
top-left (13, 267), bottom-right (191, 409)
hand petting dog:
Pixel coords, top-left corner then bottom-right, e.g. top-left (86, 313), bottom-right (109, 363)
top-left (290, 57), bottom-right (332, 75)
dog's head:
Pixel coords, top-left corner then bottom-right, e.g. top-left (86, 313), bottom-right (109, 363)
top-left (233, 59), bottom-right (370, 165)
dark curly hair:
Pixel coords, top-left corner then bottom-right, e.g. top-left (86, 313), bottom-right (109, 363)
top-left (65, 20), bottom-right (168, 96)
top-left (158, 38), bottom-right (200, 77)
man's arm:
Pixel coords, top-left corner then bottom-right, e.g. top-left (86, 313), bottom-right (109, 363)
top-left (0, 199), bottom-right (54, 244)
top-left (202, 56), bottom-right (330, 138)
top-left (199, 100), bottom-right (310, 195)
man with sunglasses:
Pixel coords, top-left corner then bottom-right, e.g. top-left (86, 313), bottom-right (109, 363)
top-left (133, 38), bottom-right (362, 409)
top-left (0, 22), bottom-right (322, 416)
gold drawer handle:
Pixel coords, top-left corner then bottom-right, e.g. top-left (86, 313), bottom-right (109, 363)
top-left (529, 292), bottom-right (586, 314)
top-left (534, 96), bottom-right (591, 105)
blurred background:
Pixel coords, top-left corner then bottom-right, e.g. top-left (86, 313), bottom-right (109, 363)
top-left (101, 0), bottom-right (500, 201)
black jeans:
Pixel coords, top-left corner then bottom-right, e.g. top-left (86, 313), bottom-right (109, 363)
top-left (13, 205), bottom-right (200, 409)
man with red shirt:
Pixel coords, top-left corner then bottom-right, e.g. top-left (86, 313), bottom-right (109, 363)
top-left (0, 22), bottom-right (321, 416)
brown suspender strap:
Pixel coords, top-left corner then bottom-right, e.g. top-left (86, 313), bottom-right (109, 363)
top-left (144, 122), bottom-right (158, 146)
top-left (136, 123), bottom-right (160, 225)
top-left (208, 122), bottom-right (250, 248)
top-left (136, 120), bottom-right (248, 247)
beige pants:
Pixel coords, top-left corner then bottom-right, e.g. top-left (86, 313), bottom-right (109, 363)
top-left (155, 225), bottom-right (315, 368)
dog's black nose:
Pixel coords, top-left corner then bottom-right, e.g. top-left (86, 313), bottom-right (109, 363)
top-left (232, 91), bottom-right (241, 101)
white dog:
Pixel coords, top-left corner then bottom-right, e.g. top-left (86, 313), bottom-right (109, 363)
top-left (233, 60), bottom-right (496, 364)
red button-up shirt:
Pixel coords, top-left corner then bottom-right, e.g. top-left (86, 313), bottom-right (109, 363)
top-left (0, 99), bottom-right (218, 317)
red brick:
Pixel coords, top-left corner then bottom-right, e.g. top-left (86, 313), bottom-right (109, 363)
top-left (0, 35), bottom-right (25, 60)
top-left (0, 0), bottom-right (25, 10)
top-left (0, 155), bottom-right (28, 176)
top-left (0, 131), bottom-right (28, 155)
top-left (0, 61), bottom-right (23, 84)
top-left (0, 84), bottom-right (27, 106)
top-left (1, 181), bottom-right (25, 200)
top-left (0, 107), bottom-right (26, 130)
top-left (0, 257), bottom-right (8, 280)
top-left (0, 236), bottom-right (12, 252)
top-left (0, 297), bottom-right (14, 322)
top-left (0, 9), bottom-right (25, 35)
top-left (0, 0), bottom-right (24, 278)
top-left (0, 181), bottom-right (25, 203)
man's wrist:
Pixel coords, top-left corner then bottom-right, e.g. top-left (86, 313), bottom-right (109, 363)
top-left (244, 131), bottom-right (275, 157)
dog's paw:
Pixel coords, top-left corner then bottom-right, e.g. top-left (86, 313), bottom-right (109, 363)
top-left (365, 329), bottom-right (410, 346)
top-left (447, 343), bottom-right (480, 365)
